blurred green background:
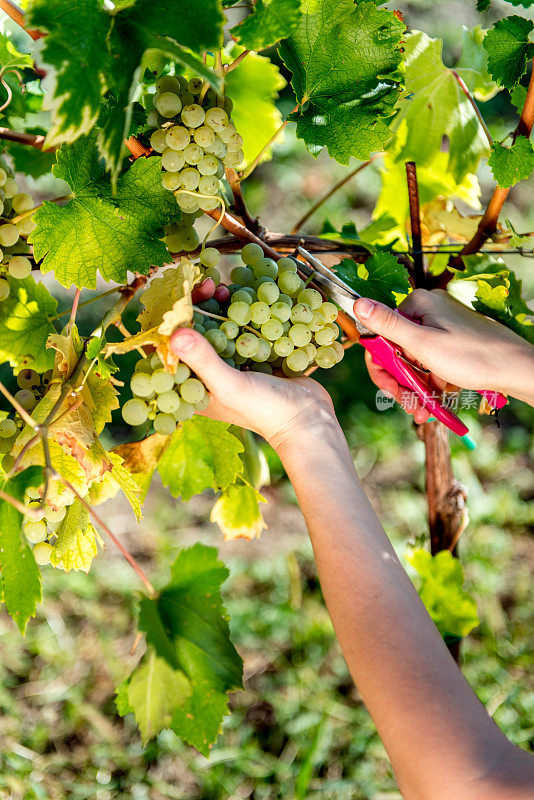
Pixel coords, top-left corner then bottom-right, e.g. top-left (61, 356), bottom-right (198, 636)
top-left (0, 1), bottom-right (533, 798)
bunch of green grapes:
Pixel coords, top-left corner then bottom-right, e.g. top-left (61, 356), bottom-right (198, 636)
top-left (0, 368), bottom-right (53, 472)
top-left (144, 74), bottom-right (242, 253)
top-left (121, 244), bottom-right (345, 431)
top-left (0, 153), bottom-right (36, 303)
top-left (20, 496), bottom-right (67, 567)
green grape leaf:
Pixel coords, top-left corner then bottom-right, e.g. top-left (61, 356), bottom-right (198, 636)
top-left (487, 137), bottom-right (534, 187)
top-left (0, 466), bottom-right (43, 634)
top-left (407, 549), bottom-right (479, 639)
top-left (126, 652), bottom-right (191, 744)
top-left (231, 0), bottom-right (301, 50)
top-left (27, 0), bottom-right (109, 147)
top-left (211, 484), bottom-right (267, 541)
top-left (0, 33), bottom-right (33, 71)
top-left (483, 16), bottom-right (534, 89)
top-left (30, 132), bottom-right (179, 288)
top-left (131, 544), bottom-right (243, 753)
top-left (9, 137), bottom-right (56, 179)
top-left (334, 252), bottom-right (411, 307)
top-left (279, 0), bottom-right (405, 164)
top-left (225, 48), bottom-right (286, 167)
top-left (395, 31), bottom-right (491, 183)
top-left (510, 82), bottom-right (528, 113)
top-left (157, 417), bottom-right (243, 502)
top-left (455, 26), bottom-right (500, 101)
top-left (476, 0), bottom-right (491, 10)
top-left (50, 498), bottom-right (102, 573)
top-left (0, 33), bottom-right (35, 123)
top-left (0, 276), bottom-right (58, 372)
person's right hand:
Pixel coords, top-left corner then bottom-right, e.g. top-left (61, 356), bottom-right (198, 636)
top-left (353, 289), bottom-right (534, 420)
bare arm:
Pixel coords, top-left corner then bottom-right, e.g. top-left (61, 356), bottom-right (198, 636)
top-left (170, 328), bottom-right (534, 800)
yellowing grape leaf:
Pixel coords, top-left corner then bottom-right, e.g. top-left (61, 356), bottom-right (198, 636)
top-left (50, 498), bottom-right (103, 573)
top-left (421, 199), bottom-right (485, 246)
top-left (211, 484), bottom-right (267, 541)
top-left (225, 47), bottom-right (286, 168)
top-left (30, 132), bottom-right (180, 289)
top-left (138, 260), bottom-right (201, 332)
top-left (88, 452), bottom-right (142, 521)
top-left (280, 0), bottom-right (405, 164)
top-left (112, 433), bottom-right (171, 503)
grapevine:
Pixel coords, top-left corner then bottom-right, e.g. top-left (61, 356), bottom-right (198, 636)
top-left (0, 0), bottom-right (532, 764)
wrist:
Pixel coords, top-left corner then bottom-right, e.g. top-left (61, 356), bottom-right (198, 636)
top-left (497, 340), bottom-right (534, 405)
top-left (267, 409), bottom-right (345, 461)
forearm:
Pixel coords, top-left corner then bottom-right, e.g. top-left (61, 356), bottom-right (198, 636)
top-left (503, 341), bottom-right (534, 407)
top-left (273, 418), bottom-right (533, 799)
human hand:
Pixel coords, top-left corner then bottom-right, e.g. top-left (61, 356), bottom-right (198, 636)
top-left (354, 289), bottom-right (534, 420)
top-left (169, 328), bottom-right (336, 450)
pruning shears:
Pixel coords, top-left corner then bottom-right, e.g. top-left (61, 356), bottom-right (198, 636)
top-left (296, 246), bottom-right (508, 444)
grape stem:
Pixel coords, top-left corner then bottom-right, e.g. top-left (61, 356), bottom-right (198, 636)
top-left (49, 287), bottom-right (122, 321)
top-left (0, 488), bottom-right (41, 517)
top-left (238, 103), bottom-right (300, 182)
top-left (225, 49), bottom-right (251, 74)
top-left (67, 289), bottom-right (81, 333)
top-left (0, 380), bottom-right (39, 428)
top-left (225, 166), bottom-right (261, 234)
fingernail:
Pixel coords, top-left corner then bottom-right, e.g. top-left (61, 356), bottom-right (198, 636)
top-left (170, 328), bottom-right (196, 352)
top-left (355, 298), bottom-right (375, 318)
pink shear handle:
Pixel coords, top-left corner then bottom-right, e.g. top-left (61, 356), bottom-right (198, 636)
top-left (396, 310), bottom-right (508, 411)
top-left (360, 335), bottom-right (469, 437)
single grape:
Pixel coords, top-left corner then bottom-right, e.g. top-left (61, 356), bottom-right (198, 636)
top-left (260, 318), bottom-right (283, 341)
top-left (273, 336), bottom-right (294, 357)
top-left (220, 319), bottom-right (239, 340)
top-left (134, 357), bottom-right (152, 373)
top-left (195, 394), bottom-right (210, 412)
top-left (332, 340), bottom-right (345, 363)
top-left (308, 310), bottom-right (325, 332)
top-left (174, 400), bottom-right (194, 422)
top-left (270, 301), bottom-right (291, 323)
top-left (130, 371), bottom-right (154, 398)
top-left (289, 324), bottom-right (312, 347)
top-left (253, 258), bottom-right (278, 281)
top-left (197, 297), bottom-right (219, 315)
top-left (155, 91), bottom-right (182, 118)
top-left (0, 435), bottom-right (14, 454)
top-left (180, 167), bottom-right (200, 191)
top-left (205, 328), bottom-right (228, 354)
top-left (0, 418), bottom-right (17, 438)
top-left (157, 390), bottom-right (181, 414)
top-left (150, 353), bottom-right (162, 369)
top-left (8, 256), bottom-right (32, 280)
top-left (219, 124), bottom-right (237, 144)
top-left (315, 345), bottom-right (337, 369)
top-left (188, 77), bottom-right (203, 95)
top-left (146, 109), bottom-right (160, 128)
top-left (277, 271), bottom-right (303, 296)
top-left (277, 257), bottom-right (298, 274)
top-left (33, 541), bottom-right (53, 566)
top-left (17, 369), bottom-right (40, 391)
top-left (3, 178), bottom-right (18, 198)
top-left (17, 216), bottom-right (37, 236)
top-left (230, 266), bottom-right (254, 287)
top-left (22, 520), bottom-right (47, 544)
top-left (44, 504), bottom-right (66, 523)
top-left (25, 486), bottom-right (42, 501)
top-left (12, 192), bottom-right (33, 214)
top-left (223, 150), bottom-right (244, 168)
top-left (236, 332), bottom-right (260, 359)
top-left (286, 348), bottom-right (310, 373)
top-left (14, 389), bottom-right (37, 412)
top-left (161, 148), bottom-right (184, 172)
top-left (194, 125), bottom-right (215, 148)
top-left (204, 135), bottom-right (226, 159)
top-left (291, 303), bottom-right (313, 325)
top-left (154, 413), bottom-right (177, 435)
top-left (198, 249), bottom-right (220, 273)
top-left (174, 364), bottom-right (191, 385)
top-left (282, 320), bottom-right (291, 334)
top-left (183, 143), bottom-right (204, 165)
top-left (2, 453), bottom-right (14, 472)
top-left (176, 193), bottom-right (200, 213)
top-left (0, 223), bottom-right (19, 247)
top-left (203, 318), bottom-right (219, 331)
top-left (278, 293), bottom-right (292, 307)
top-left (0, 167), bottom-right (6, 186)
top-left (315, 325), bottom-right (337, 346)
top-left (122, 398), bottom-right (149, 426)
top-left (177, 76), bottom-right (188, 90)
top-left (228, 301), bottom-right (252, 326)
top-left (252, 337), bottom-right (272, 362)
top-left (250, 301), bottom-right (271, 325)
top-left (180, 378), bottom-right (206, 404)
top-left (181, 104), bottom-right (206, 128)
top-left (304, 342), bottom-right (317, 362)
top-left (319, 302), bottom-right (338, 324)
top-left (151, 369), bottom-right (174, 394)
top-left (166, 125), bottom-right (190, 150)
top-left (198, 175), bottom-right (219, 196)
top-left (257, 282), bottom-right (280, 305)
top-left (150, 128), bottom-right (168, 153)
top-left (156, 75), bottom-right (181, 93)
top-left (226, 134), bottom-right (244, 153)
top-left (298, 288), bottom-right (322, 310)
top-left (162, 171), bottom-right (182, 191)
top-left (224, 96), bottom-right (234, 113)
top-left (203, 272), bottom-right (221, 292)
top-left (222, 339), bottom-right (236, 359)
top-left (197, 154), bottom-right (219, 176)
top-left (205, 107), bottom-right (229, 132)
top-left (240, 243), bottom-right (263, 265)
top-left (197, 196), bottom-right (219, 212)
top-left (179, 90), bottom-right (195, 107)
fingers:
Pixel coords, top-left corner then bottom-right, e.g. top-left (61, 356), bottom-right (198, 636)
top-left (354, 297), bottom-right (426, 352)
top-left (364, 351), bottom-right (431, 424)
top-left (169, 328), bottom-right (241, 394)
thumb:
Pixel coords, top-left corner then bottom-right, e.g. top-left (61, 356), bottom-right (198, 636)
top-left (353, 298), bottom-right (423, 352)
top-left (169, 328), bottom-right (235, 393)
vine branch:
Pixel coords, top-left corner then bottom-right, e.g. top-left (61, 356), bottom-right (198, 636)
top-left (0, 0), bottom-right (44, 40)
top-left (450, 70), bottom-right (493, 147)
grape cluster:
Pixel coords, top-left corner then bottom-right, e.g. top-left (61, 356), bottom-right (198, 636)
top-left (121, 244), bottom-right (345, 431)
top-left (0, 368), bottom-right (52, 472)
top-left (21, 495), bottom-right (66, 567)
top-left (0, 153), bottom-right (36, 303)
top-left (145, 74), bottom-right (241, 253)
